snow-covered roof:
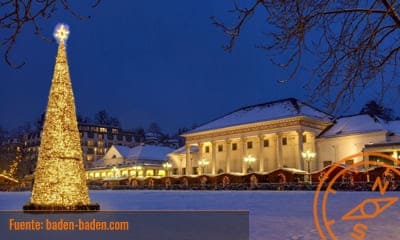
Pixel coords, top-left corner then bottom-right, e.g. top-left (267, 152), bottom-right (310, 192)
top-left (113, 145), bottom-right (131, 158)
top-left (97, 144), bottom-right (175, 163)
top-left (382, 120), bottom-right (400, 134)
top-left (186, 98), bottom-right (332, 134)
top-left (126, 145), bottom-right (174, 161)
top-left (320, 114), bottom-right (389, 137)
top-left (169, 145), bottom-right (199, 155)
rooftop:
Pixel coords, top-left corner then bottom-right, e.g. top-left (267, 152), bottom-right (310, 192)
top-left (186, 98), bottom-right (332, 134)
top-left (319, 114), bottom-right (400, 137)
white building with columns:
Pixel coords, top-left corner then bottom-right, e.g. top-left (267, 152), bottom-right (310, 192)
top-left (168, 98), bottom-right (400, 176)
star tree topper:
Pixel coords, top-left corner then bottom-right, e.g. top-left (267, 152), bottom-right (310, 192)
top-left (54, 24), bottom-right (70, 44)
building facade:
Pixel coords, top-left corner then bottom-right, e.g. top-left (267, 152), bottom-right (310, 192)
top-left (86, 144), bottom-right (175, 180)
top-left (23, 123), bottom-right (136, 173)
top-left (168, 98), bottom-right (400, 176)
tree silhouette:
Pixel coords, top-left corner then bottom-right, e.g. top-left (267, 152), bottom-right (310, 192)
top-left (1, 0), bottom-right (101, 68)
top-left (212, 1), bottom-right (400, 112)
top-left (360, 100), bottom-right (394, 120)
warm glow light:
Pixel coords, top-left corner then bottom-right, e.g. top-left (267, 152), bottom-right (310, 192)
top-left (163, 162), bottom-right (172, 169)
top-left (25, 24), bottom-right (97, 210)
top-left (54, 24), bottom-right (70, 43)
top-left (302, 150), bottom-right (316, 160)
top-left (244, 155), bottom-right (256, 163)
top-left (198, 159), bottom-right (209, 166)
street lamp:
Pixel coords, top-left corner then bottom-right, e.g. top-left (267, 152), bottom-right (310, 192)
top-left (301, 150), bottom-right (316, 184)
top-left (163, 162), bottom-right (172, 176)
top-left (198, 159), bottom-right (209, 175)
top-left (244, 154), bottom-right (256, 173)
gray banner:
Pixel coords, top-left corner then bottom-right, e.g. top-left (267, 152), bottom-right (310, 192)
top-left (0, 211), bottom-right (249, 240)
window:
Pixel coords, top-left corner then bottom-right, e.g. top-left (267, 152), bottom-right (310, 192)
top-left (263, 139), bottom-right (269, 147)
top-left (323, 161), bottom-right (332, 167)
top-left (193, 167), bottom-right (199, 175)
top-left (146, 169), bottom-right (155, 176)
top-left (232, 143), bottom-right (237, 151)
top-left (345, 160), bottom-right (354, 166)
top-left (98, 134), bottom-right (103, 140)
top-left (247, 141), bottom-right (253, 149)
top-left (182, 168), bottom-right (186, 175)
top-left (112, 128), bottom-right (119, 134)
top-left (86, 148), bottom-right (94, 154)
top-left (172, 168), bottom-right (178, 175)
top-left (86, 155), bottom-right (93, 161)
top-left (282, 137), bottom-right (287, 145)
top-left (99, 127), bottom-right (107, 133)
top-left (218, 145), bottom-right (223, 152)
top-left (205, 146), bottom-right (210, 153)
top-left (107, 134), bottom-right (114, 140)
top-left (302, 134), bottom-right (307, 143)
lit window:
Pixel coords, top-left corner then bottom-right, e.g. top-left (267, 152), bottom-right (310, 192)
top-left (112, 128), bottom-right (119, 134)
top-left (99, 127), bottom-right (107, 133)
top-left (87, 155), bottom-right (93, 161)
top-left (87, 139), bottom-right (94, 147)
top-left (157, 170), bottom-right (166, 176)
top-left (146, 169), bottom-right (155, 176)
top-left (94, 172), bottom-right (100, 178)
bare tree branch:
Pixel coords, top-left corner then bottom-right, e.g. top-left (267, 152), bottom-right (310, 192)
top-left (212, 0), bottom-right (400, 113)
top-left (0, 0), bottom-right (101, 68)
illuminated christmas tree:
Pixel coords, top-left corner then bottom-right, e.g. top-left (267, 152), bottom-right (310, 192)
top-left (24, 24), bottom-right (99, 211)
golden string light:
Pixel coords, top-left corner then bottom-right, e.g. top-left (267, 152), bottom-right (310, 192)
top-left (24, 24), bottom-right (98, 210)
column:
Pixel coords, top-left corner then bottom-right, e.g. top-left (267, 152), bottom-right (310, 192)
top-left (179, 157), bottom-right (183, 175)
top-left (185, 144), bottom-right (192, 175)
top-left (275, 133), bottom-right (282, 168)
top-left (211, 141), bottom-right (217, 175)
top-left (258, 134), bottom-right (264, 173)
top-left (226, 139), bottom-right (231, 173)
top-left (198, 142), bottom-right (203, 167)
top-left (311, 133), bottom-right (317, 172)
top-left (296, 130), bottom-right (304, 170)
top-left (241, 137), bottom-right (246, 174)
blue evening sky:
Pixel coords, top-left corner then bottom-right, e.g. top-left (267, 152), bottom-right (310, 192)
top-left (0, 1), bottom-right (396, 133)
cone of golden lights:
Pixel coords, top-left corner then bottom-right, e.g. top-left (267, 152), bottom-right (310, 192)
top-left (23, 24), bottom-right (99, 211)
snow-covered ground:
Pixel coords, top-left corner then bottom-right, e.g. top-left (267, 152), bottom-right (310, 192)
top-left (0, 190), bottom-right (399, 240)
